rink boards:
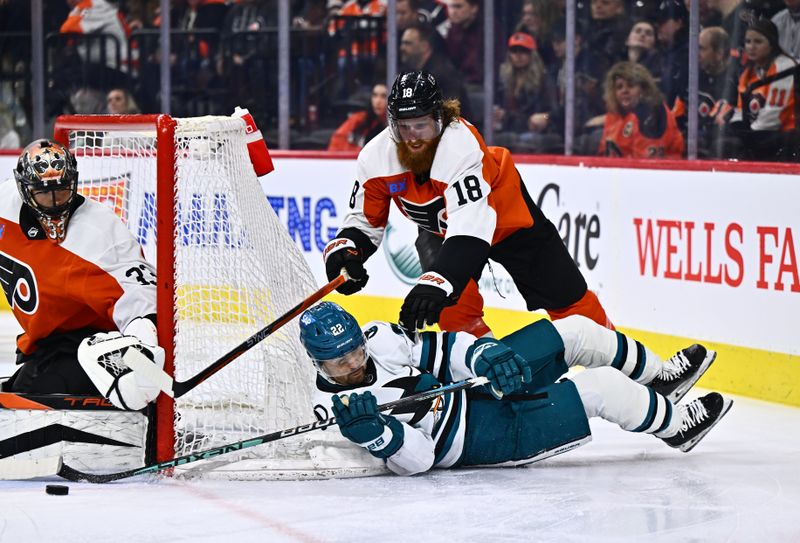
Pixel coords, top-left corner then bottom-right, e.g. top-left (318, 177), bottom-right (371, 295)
top-left (0, 151), bottom-right (797, 406)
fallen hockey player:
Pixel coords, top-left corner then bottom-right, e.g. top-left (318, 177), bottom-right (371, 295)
top-left (299, 302), bottom-right (732, 476)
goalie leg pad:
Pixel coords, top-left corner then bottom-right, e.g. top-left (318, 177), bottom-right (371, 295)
top-left (78, 333), bottom-right (166, 411)
top-left (0, 406), bottom-right (150, 478)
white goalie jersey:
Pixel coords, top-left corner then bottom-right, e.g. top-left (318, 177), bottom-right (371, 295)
top-left (312, 321), bottom-right (480, 475)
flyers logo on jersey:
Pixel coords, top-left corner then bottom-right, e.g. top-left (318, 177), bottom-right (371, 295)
top-left (623, 121), bottom-right (634, 138)
top-left (0, 251), bottom-right (39, 314)
top-left (398, 196), bottom-right (447, 234)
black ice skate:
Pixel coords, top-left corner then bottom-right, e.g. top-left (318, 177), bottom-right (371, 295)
top-left (650, 344), bottom-right (716, 403)
top-left (661, 392), bottom-right (733, 453)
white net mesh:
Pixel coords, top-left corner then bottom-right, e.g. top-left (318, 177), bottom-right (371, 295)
top-left (64, 116), bottom-right (384, 479)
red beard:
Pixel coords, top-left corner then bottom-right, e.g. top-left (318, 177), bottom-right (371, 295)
top-left (396, 135), bottom-right (442, 174)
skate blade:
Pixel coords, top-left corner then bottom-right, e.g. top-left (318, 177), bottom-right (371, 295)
top-left (679, 396), bottom-right (733, 453)
top-left (667, 349), bottom-right (717, 403)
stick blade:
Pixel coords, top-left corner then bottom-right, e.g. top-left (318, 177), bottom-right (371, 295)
top-left (58, 463), bottom-right (103, 483)
top-left (58, 462), bottom-right (140, 484)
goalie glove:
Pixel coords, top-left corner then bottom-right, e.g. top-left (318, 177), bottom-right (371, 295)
top-left (78, 332), bottom-right (166, 410)
top-left (331, 391), bottom-right (404, 459)
top-left (467, 338), bottom-right (532, 399)
top-left (323, 237), bottom-right (369, 295)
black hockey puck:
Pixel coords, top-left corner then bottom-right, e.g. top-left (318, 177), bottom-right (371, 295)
top-left (45, 484), bottom-right (69, 496)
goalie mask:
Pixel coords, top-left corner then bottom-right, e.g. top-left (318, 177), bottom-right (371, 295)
top-left (387, 70), bottom-right (444, 142)
top-left (14, 139), bottom-right (79, 243)
top-left (299, 302), bottom-right (367, 385)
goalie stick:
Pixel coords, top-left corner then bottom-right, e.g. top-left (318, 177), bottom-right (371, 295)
top-left (57, 376), bottom-right (490, 483)
top-left (139, 273), bottom-right (349, 399)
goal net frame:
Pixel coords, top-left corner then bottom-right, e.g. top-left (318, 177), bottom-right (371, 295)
top-left (55, 114), bottom-right (180, 464)
top-left (52, 113), bottom-right (384, 479)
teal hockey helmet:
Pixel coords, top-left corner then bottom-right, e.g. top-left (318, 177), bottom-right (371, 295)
top-left (299, 302), bottom-right (366, 383)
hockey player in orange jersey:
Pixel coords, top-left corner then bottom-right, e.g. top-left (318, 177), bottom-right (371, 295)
top-left (0, 140), bottom-right (165, 410)
top-left (323, 70), bottom-right (613, 337)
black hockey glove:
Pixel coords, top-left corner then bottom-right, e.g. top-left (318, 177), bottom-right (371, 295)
top-left (399, 272), bottom-right (457, 331)
top-left (323, 237), bottom-right (369, 295)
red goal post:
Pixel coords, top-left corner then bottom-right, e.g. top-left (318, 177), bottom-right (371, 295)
top-left (55, 114), bottom-right (178, 464)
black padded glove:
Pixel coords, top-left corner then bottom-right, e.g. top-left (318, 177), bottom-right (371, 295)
top-left (399, 272), bottom-right (456, 330)
top-left (323, 237), bottom-right (369, 295)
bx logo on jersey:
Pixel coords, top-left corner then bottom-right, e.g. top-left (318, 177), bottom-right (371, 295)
top-left (387, 180), bottom-right (407, 195)
top-left (384, 174), bottom-right (409, 196)
top-left (0, 251), bottom-right (39, 314)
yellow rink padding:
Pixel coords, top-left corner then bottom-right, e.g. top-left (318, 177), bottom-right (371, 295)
top-left (175, 285), bottom-right (265, 324)
top-left (332, 293), bottom-right (800, 408)
top-left (618, 329), bottom-right (800, 408)
top-left (3, 291), bottom-right (796, 407)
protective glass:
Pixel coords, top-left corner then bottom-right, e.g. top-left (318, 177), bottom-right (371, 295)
top-left (317, 344), bottom-right (367, 380)
top-left (390, 115), bottom-right (442, 142)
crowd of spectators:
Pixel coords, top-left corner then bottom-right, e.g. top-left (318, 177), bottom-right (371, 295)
top-left (1, 0), bottom-right (800, 161)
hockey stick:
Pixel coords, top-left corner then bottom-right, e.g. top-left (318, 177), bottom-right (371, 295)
top-left (57, 376), bottom-right (490, 483)
top-left (139, 273), bottom-right (348, 399)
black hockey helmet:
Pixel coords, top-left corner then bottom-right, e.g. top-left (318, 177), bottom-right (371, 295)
top-left (14, 139), bottom-right (79, 239)
top-left (387, 70), bottom-right (444, 141)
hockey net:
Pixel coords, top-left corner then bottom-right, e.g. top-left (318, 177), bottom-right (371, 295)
top-left (53, 114), bottom-right (384, 479)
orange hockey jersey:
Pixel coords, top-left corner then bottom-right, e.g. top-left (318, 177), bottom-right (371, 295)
top-left (340, 118), bottom-right (534, 249)
top-left (60, 0), bottom-right (129, 67)
top-left (0, 180), bottom-right (156, 355)
top-left (599, 103), bottom-right (685, 159)
top-left (731, 54), bottom-right (797, 132)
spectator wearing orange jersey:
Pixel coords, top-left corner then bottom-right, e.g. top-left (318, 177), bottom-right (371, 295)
top-left (327, 0), bottom-right (387, 91)
top-left (328, 83), bottom-right (388, 151)
top-left (60, 0), bottom-right (129, 69)
top-left (330, 0), bottom-right (387, 16)
top-left (730, 19), bottom-right (799, 161)
top-left (599, 61), bottom-right (685, 159)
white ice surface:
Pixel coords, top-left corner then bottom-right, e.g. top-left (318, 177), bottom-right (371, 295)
top-left (1, 313), bottom-right (798, 542)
